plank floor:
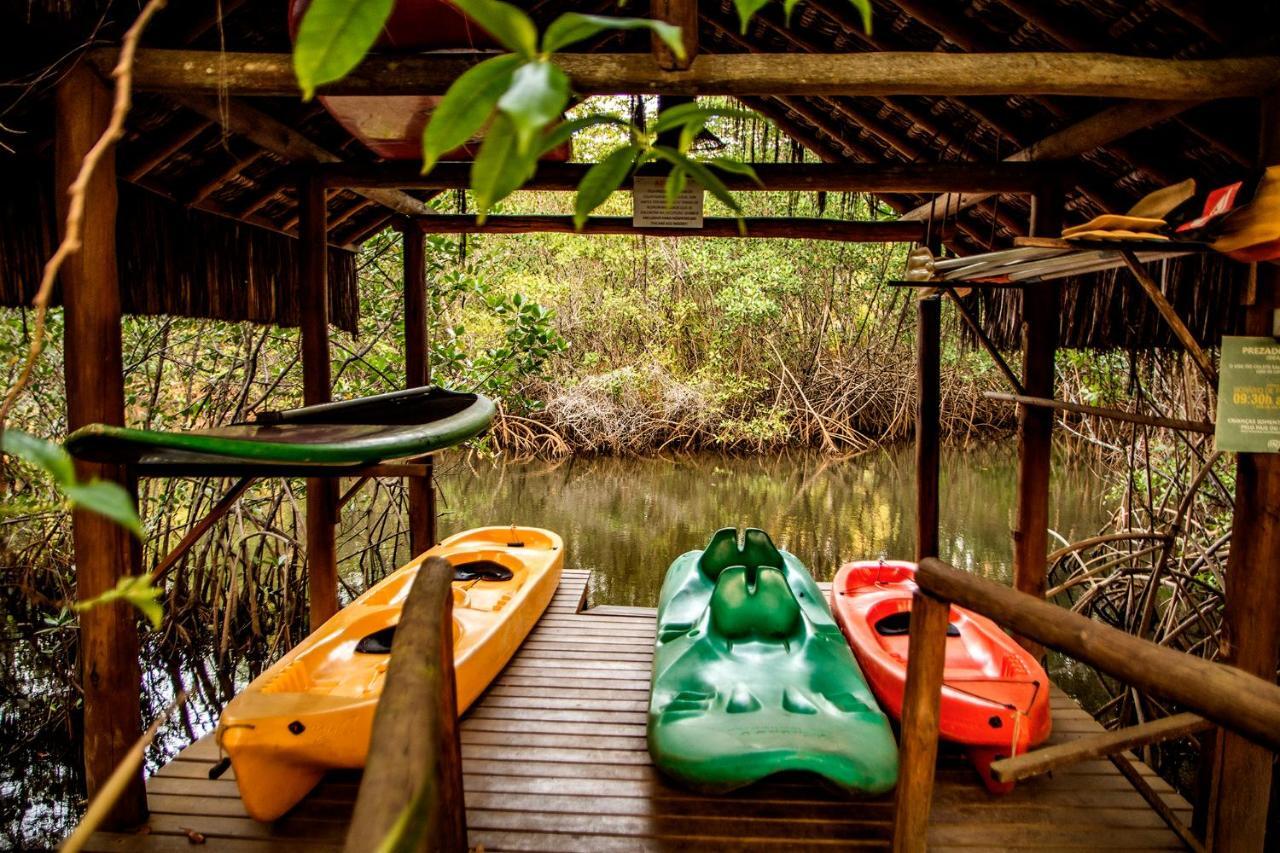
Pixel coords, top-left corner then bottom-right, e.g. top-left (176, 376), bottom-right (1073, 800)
top-left (87, 569), bottom-right (1193, 851)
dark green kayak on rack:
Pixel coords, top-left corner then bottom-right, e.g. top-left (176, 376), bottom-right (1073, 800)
top-left (64, 386), bottom-right (494, 476)
top-left (648, 528), bottom-right (899, 795)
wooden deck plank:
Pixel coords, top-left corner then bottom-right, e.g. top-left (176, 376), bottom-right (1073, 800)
top-left (84, 569), bottom-right (1195, 852)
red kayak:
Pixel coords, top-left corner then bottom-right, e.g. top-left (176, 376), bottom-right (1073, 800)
top-left (830, 560), bottom-right (1051, 793)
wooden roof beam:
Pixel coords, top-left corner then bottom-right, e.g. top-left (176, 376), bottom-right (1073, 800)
top-left (413, 214), bottom-right (926, 242)
top-left (103, 48), bottom-right (1280, 100)
top-left (315, 160), bottom-right (1059, 194)
top-left (122, 118), bottom-right (211, 181)
top-left (899, 99), bottom-right (1202, 223)
top-left (167, 93), bottom-right (430, 217)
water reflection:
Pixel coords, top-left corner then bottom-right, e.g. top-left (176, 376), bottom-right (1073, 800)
top-left (438, 445), bottom-right (1108, 608)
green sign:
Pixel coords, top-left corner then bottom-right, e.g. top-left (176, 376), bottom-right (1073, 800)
top-left (1216, 335), bottom-right (1280, 453)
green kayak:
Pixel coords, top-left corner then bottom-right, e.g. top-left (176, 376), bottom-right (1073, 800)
top-left (64, 386), bottom-right (494, 476)
top-left (648, 528), bottom-right (899, 795)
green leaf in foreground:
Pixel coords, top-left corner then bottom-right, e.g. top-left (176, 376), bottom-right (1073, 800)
top-left (422, 54), bottom-right (523, 173)
top-left (62, 480), bottom-right (145, 539)
top-left (75, 574), bottom-right (164, 630)
top-left (574, 145), bottom-right (638, 228)
top-left (292, 0), bottom-right (395, 100)
top-left (450, 0), bottom-right (539, 59)
top-left (732, 0), bottom-right (772, 34)
top-left (471, 114), bottom-right (537, 221)
top-left (541, 13), bottom-right (685, 59)
top-left (497, 61), bottom-right (571, 156)
top-left (2, 429), bottom-right (75, 486)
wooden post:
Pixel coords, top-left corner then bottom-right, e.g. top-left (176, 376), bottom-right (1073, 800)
top-left (916, 295), bottom-right (941, 560)
top-left (1208, 88), bottom-right (1280, 853)
top-left (400, 223), bottom-right (437, 554)
top-left (56, 63), bottom-right (148, 828)
top-left (891, 590), bottom-right (950, 852)
top-left (1011, 186), bottom-right (1063, 657)
top-left (298, 173), bottom-right (338, 632)
top-left (650, 0), bottom-right (698, 71)
top-left (344, 557), bottom-right (466, 853)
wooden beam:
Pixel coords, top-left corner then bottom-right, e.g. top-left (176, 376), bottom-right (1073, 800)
top-left (318, 160), bottom-right (1057, 193)
top-left (651, 0), bottom-right (697, 71)
top-left (891, 590), bottom-right (950, 852)
top-left (1109, 752), bottom-right (1208, 853)
top-left (1011, 186), bottom-right (1062, 660)
top-left (104, 48), bottom-right (1280, 100)
top-left (985, 392), bottom-right (1215, 434)
top-left (150, 477), bottom-right (255, 582)
top-left (57, 63), bottom-right (148, 829)
top-left (1118, 250), bottom-right (1218, 386)
top-left (414, 214), bottom-right (924, 242)
top-left (990, 712), bottom-right (1213, 783)
top-left (1209, 86), bottom-right (1280, 853)
top-left (298, 173), bottom-right (339, 633)
top-left (123, 118), bottom-right (210, 181)
top-left (916, 294), bottom-right (941, 560)
top-left (915, 556), bottom-right (1280, 754)
top-left (344, 556), bottom-right (466, 852)
top-left (900, 99), bottom-right (1202, 222)
top-left (168, 93), bottom-right (428, 217)
top-left (186, 149), bottom-right (268, 205)
top-left (401, 225), bottom-right (436, 555)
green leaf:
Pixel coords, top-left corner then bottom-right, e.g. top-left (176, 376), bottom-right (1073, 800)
top-left (421, 54), bottom-right (523, 173)
top-left (732, 0), bottom-right (771, 34)
top-left (665, 168), bottom-right (688, 207)
top-left (541, 13), bottom-right (685, 59)
top-left (708, 157), bottom-right (763, 185)
top-left (497, 61), bottom-right (571, 156)
top-left (653, 146), bottom-right (744, 224)
top-left (450, 0), bottom-right (538, 58)
top-left (651, 104), bottom-right (756, 135)
top-left (292, 0), bottom-right (395, 100)
top-left (3, 430), bottom-right (75, 486)
top-left (63, 480), bottom-right (145, 539)
top-left (848, 0), bottom-right (873, 34)
top-left (471, 114), bottom-right (538, 220)
top-left (75, 574), bottom-right (164, 630)
top-left (538, 114), bottom-right (632, 157)
top-left (574, 145), bottom-right (637, 228)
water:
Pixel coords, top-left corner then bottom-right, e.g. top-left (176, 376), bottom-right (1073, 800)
top-left (4, 444), bottom-right (1112, 848)
top-left (436, 445), bottom-right (1110, 608)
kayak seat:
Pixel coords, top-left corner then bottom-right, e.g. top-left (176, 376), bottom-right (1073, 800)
top-left (709, 565), bottom-right (802, 641)
top-left (698, 527), bottom-right (784, 582)
top-left (355, 626), bottom-right (396, 654)
top-left (874, 610), bottom-right (960, 638)
top-left (452, 559), bottom-right (514, 582)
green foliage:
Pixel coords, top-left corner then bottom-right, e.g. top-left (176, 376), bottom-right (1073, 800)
top-left (1, 430), bottom-right (142, 538)
top-left (293, 0), bottom-right (396, 100)
top-left (72, 574), bottom-right (164, 630)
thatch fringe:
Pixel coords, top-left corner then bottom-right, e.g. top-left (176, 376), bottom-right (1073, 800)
top-left (0, 158), bottom-right (358, 333)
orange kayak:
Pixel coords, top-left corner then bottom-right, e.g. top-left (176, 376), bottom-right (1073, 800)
top-left (830, 560), bottom-right (1051, 793)
top-left (216, 526), bottom-right (562, 821)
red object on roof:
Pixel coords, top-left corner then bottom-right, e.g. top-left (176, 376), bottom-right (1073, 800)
top-left (830, 559), bottom-right (1053, 793)
top-left (288, 0), bottom-right (569, 163)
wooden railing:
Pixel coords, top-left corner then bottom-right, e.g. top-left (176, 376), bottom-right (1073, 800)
top-left (344, 555), bottom-right (466, 853)
top-left (892, 556), bottom-right (1280, 853)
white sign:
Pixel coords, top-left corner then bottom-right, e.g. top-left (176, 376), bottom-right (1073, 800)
top-left (632, 175), bottom-right (704, 228)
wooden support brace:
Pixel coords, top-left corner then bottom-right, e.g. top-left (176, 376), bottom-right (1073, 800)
top-left (990, 711), bottom-right (1213, 782)
top-left (984, 392), bottom-right (1215, 434)
top-left (345, 556), bottom-right (465, 852)
top-left (944, 288), bottom-right (1026, 395)
top-left (1109, 752), bottom-right (1207, 853)
top-left (150, 477), bottom-right (255, 582)
top-left (1119, 250), bottom-right (1218, 386)
top-left (891, 590), bottom-right (951, 853)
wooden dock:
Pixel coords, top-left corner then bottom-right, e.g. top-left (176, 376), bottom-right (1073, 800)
top-left (87, 569), bottom-right (1193, 851)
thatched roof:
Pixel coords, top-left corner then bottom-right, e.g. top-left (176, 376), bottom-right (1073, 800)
top-left (1, 0), bottom-right (1275, 345)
